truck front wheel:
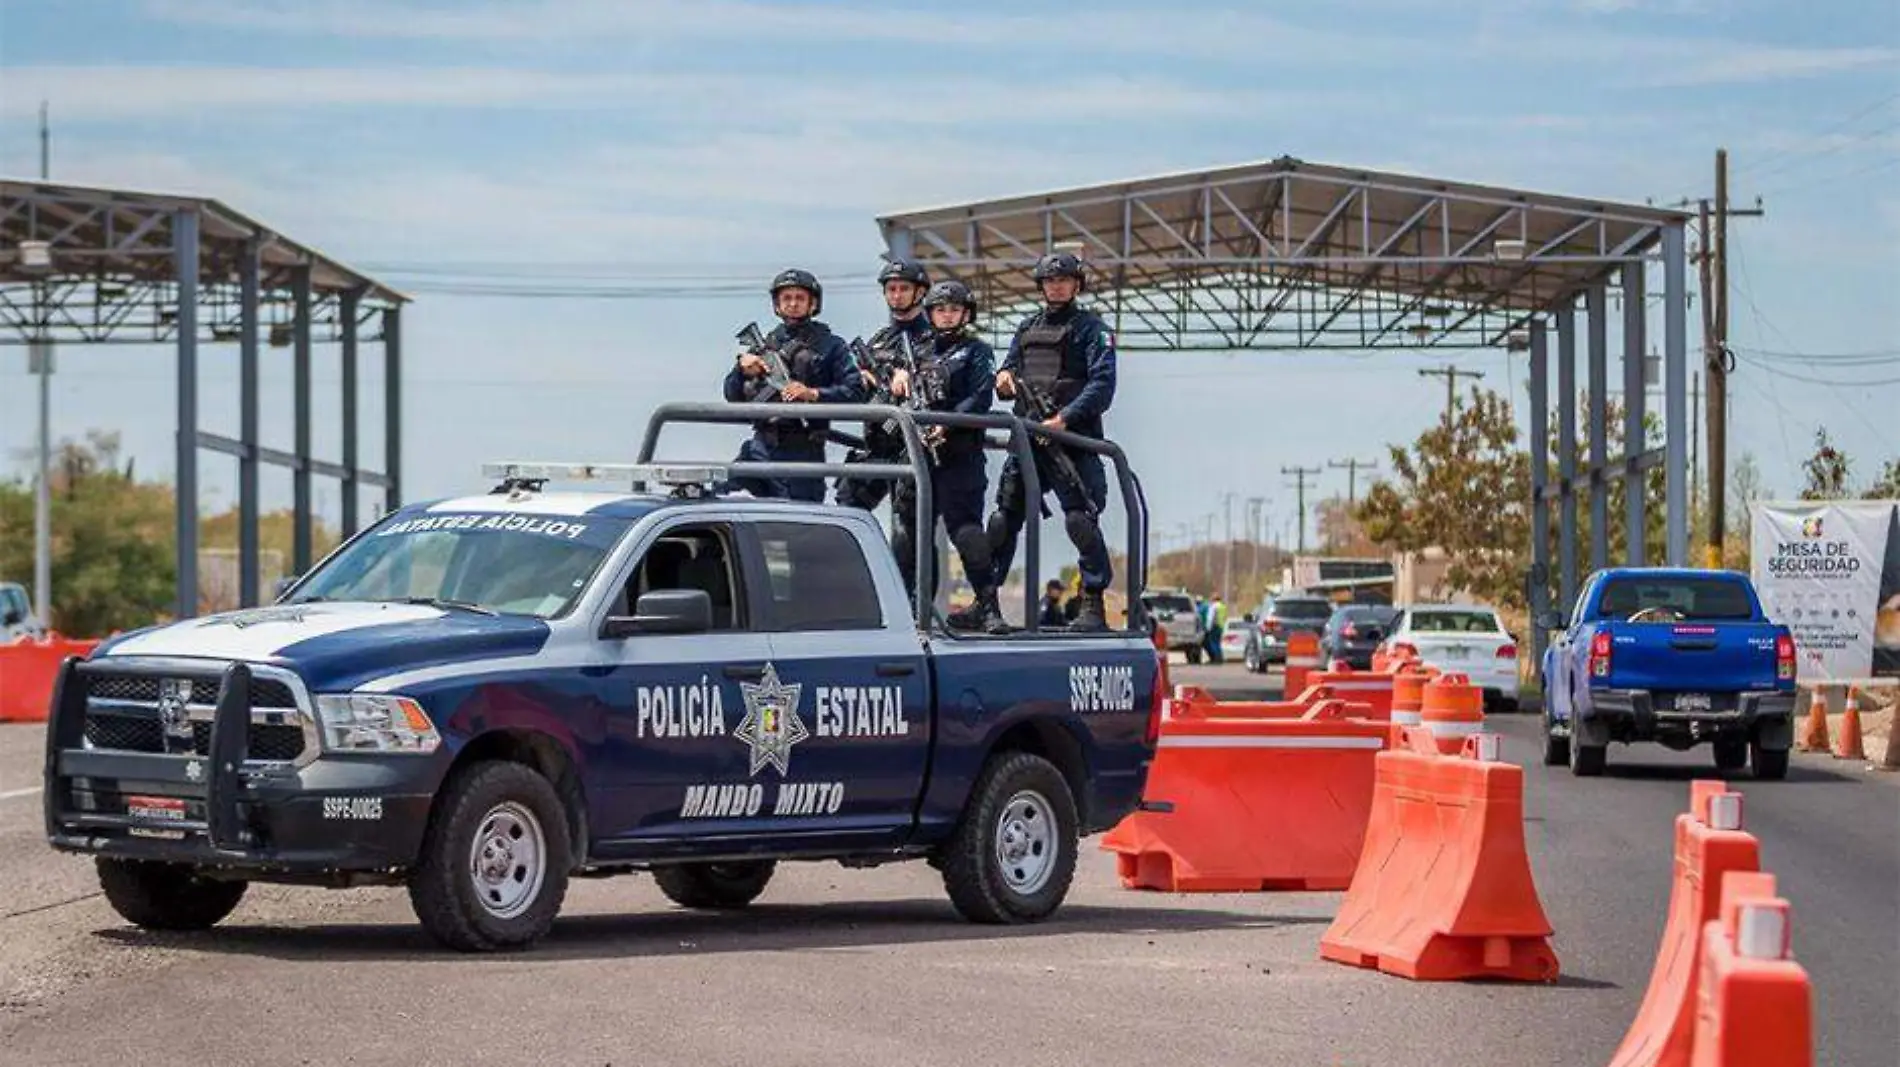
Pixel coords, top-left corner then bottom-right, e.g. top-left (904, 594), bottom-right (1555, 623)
top-left (940, 751), bottom-right (1079, 924)
top-left (653, 861), bottom-right (776, 909)
top-left (97, 858), bottom-right (247, 931)
top-left (408, 761), bottom-right (572, 952)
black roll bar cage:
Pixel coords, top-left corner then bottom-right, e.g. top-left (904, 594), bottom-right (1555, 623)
top-left (635, 402), bottom-right (1150, 635)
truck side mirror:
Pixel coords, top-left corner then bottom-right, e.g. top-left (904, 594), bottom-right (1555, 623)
top-left (1535, 610), bottom-right (1566, 632)
top-left (602, 589), bottom-right (712, 638)
top-left (273, 575), bottom-right (302, 600)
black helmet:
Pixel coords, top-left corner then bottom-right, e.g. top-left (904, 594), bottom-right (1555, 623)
top-left (877, 257), bottom-right (930, 289)
top-left (769, 268), bottom-right (823, 315)
top-left (922, 279), bottom-right (977, 328)
top-left (1031, 251), bottom-right (1086, 285)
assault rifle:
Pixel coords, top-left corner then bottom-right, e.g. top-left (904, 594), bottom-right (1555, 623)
top-left (1013, 375), bottom-right (1098, 519)
top-left (735, 322), bottom-right (794, 402)
top-left (848, 333), bottom-right (943, 462)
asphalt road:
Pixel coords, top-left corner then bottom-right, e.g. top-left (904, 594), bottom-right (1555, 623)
top-left (1, 665), bottom-right (1893, 1067)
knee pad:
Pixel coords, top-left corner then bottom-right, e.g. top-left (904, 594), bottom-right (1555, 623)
top-left (951, 523), bottom-right (992, 577)
top-left (1064, 510), bottom-right (1104, 556)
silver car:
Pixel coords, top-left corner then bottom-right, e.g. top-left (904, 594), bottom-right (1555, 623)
top-left (1, 581), bottom-right (45, 642)
top-left (1142, 590), bottom-right (1207, 663)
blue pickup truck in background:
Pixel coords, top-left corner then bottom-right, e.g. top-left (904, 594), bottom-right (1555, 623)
top-left (1539, 567), bottom-right (1798, 779)
top-left (42, 404), bottom-right (1162, 952)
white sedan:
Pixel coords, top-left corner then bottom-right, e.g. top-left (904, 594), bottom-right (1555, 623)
top-left (1388, 604), bottom-right (1520, 711)
top-left (1220, 619), bottom-right (1253, 662)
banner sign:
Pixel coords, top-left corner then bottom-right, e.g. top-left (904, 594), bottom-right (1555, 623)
top-left (1751, 500), bottom-right (1900, 682)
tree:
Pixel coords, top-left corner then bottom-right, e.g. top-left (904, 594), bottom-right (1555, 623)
top-left (1724, 452), bottom-right (1768, 572)
top-left (1356, 387), bottom-right (1531, 611)
top-left (1315, 496), bottom-right (1380, 556)
top-left (1799, 428), bottom-right (1851, 500)
top-left (0, 432), bottom-right (175, 636)
top-left (1543, 393), bottom-right (1669, 567)
top-left (1864, 458), bottom-right (1900, 500)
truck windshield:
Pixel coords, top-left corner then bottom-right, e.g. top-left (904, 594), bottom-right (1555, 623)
top-left (289, 511), bottom-right (633, 619)
top-left (1148, 595), bottom-right (1194, 613)
top-left (1597, 576), bottom-right (1755, 621)
top-left (1274, 600), bottom-right (1333, 619)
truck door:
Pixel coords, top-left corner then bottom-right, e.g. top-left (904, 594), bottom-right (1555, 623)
top-left (735, 518), bottom-right (931, 850)
top-left (590, 519), bottom-right (777, 843)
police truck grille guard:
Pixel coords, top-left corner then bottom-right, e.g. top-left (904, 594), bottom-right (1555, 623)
top-left (634, 401), bottom-right (1151, 636)
top-left (45, 658), bottom-right (305, 855)
top-left (80, 667), bottom-right (309, 762)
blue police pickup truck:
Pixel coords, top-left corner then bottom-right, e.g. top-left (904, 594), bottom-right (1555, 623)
top-left (42, 404), bottom-right (1161, 952)
top-left (1538, 567), bottom-right (1798, 780)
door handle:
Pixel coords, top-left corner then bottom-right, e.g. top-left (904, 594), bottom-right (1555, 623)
top-left (724, 664), bottom-right (765, 681)
top-left (875, 661), bottom-right (917, 677)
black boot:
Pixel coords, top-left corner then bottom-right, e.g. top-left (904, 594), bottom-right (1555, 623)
top-left (1071, 589), bottom-right (1108, 632)
top-left (948, 587), bottom-right (1009, 634)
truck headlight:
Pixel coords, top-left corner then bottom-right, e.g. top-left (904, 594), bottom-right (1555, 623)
top-left (315, 694), bottom-right (441, 754)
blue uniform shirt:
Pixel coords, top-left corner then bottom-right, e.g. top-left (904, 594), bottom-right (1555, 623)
top-left (723, 319), bottom-right (862, 431)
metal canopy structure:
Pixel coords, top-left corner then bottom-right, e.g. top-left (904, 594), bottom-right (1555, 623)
top-left (876, 155), bottom-right (1694, 661)
top-left (0, 178), bottom-right (407, 620)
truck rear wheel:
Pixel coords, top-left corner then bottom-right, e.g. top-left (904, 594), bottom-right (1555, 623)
top-left (408, 761), bottom-right (572, 952)
top-left (653, 861), bottom-right (776, 909)
top-left (1569, 737), bottom-right (1607, 777)
top-left (97, 858), bottom-right (247, 931)
top-left (1542, 722), bottom-right (1569, 767)
top-left (1750, 743), bottom-right (1789, 781)
top-left (940, 751), bottom-right (1078, 924)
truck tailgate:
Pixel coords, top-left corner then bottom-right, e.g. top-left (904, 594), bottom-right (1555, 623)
top-left (1606, 622), bottom-right (1784, 696)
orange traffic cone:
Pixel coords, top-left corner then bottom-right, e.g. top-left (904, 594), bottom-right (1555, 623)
top-left (1796, 689), bottom-right (1830, 753)
top-left (1833, 686), bottom-right (1865, 761)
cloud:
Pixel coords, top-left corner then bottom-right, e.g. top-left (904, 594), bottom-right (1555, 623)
top-left (0, 66), bottom-right (652, 121)
top-left (0, 62), bottom-right (1328, 126)
top-left (1645, 44), bottom-right (1900, 88)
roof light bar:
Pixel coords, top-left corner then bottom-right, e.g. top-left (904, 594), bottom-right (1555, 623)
top-left (480, 462), bottom-right (728, 488)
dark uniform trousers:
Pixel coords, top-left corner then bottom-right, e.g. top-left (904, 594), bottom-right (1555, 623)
top-left (988, 442), bottom-right (1110, 592)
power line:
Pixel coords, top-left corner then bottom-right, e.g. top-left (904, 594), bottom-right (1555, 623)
top-left (1417, 364), bottom-right (1484, 425)
top-left (1327, 457), bottom-right (1377, 504)
top-left (1746, 88), bottom-right (1900, 183)
top-left (1732, 355), bottom-right (1900, 390)
top-left (1281, 465), bottom-right (1322, 555)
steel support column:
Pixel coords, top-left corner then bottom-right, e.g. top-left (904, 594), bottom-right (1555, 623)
top-left (1556, 302), bottom-right (1578, 607)
top-left (172, 208), bottom-right (200, 620)
top-left (1662, 224), bottom-right (1689, 565)
top-left (238, 238), bottom-right (261, 607)
top-left (1587, 282), bottom-right (1610, 570)
top-left (1529, 319), bottom-right (1551, 668)
top-left (1622, 262), bottom-right (1647, 565)
top-left (341, 289), bottom-right (361, 535)
top-left (383, 307), bottom-right (403, 510)
top-left (292, 263), bottom-right (313, 572)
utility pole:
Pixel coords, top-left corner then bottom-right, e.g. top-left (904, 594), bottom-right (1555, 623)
top-left (1328, 457), bottom-right (1377, 505)
top-left (1282, 465), bottom-right (1321, 555)
top-left (1418, 365), bottom-right (1485, 426)
top-left (1246, 496), bottom-right (1266, 600)
top-left (1694, 148), bottom-right (1764, 568)
top-left (31, 100), bottom-right (53, 628)
top-left (1220, 492), bottom-right (1235, 606)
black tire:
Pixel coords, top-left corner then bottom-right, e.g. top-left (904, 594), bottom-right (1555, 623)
top-left (96, 858), bottom-right (247, 931)
top-left (1570, 737), bottom-right (1607, 777)
top-left (1713, 739), bottom-right (1749, 772)
top-left (1185, 646), bottom-right (1202, 665)
top-left (1542, 724), bottom-right (1570, 767)
top-left (408, 761), bottom-right (572, 953)
top-left (940, 751), bottom-right (1079, 925)
top-left (1751, 743), bottom-right (1789, 781)
top-left (652, 861), bottom-right (776, 910)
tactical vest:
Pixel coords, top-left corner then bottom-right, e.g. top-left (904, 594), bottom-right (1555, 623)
top-left (1018, 317), bottom-right (1084, 406)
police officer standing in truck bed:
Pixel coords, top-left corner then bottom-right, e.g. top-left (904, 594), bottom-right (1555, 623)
top-left (985, 251), bottom-right (1117, 631)
top-left (836, 257), bottom-right (933, 512)
top-left (724, 268), bottom-right (862, 501)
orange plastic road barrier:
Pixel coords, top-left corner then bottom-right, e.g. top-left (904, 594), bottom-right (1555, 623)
top-left (1283, 631), bottom-right (1322, 696)
top-left (1795, 689), bottom-right (1829, 753)
top-left (1421, 672), bottom-right (1485, 754)
top-left (1391, 666), bottom-right (1430, 729)
top-left (1608, 780), bottom-right (1761, 1067)
top-left (1319, 726), bottom-right (1559, 982)
top-left (1690, 872), bottom-right (1812, 1067)
top-left (1833, 686), bottom-right (1865, 761)
top-left (1307, 663), bottom-right (1394, 722)
top-left (1102, 702), bottom-right (1392, 892)
top-left (0, 635), bottom-right (102, 723)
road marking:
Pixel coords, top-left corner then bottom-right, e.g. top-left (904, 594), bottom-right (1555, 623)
top-left (0, 786), bottom-right (43, 802)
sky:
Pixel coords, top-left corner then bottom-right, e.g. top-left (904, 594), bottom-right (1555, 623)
top-left (0, 0), bottom-right (1896, 585)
